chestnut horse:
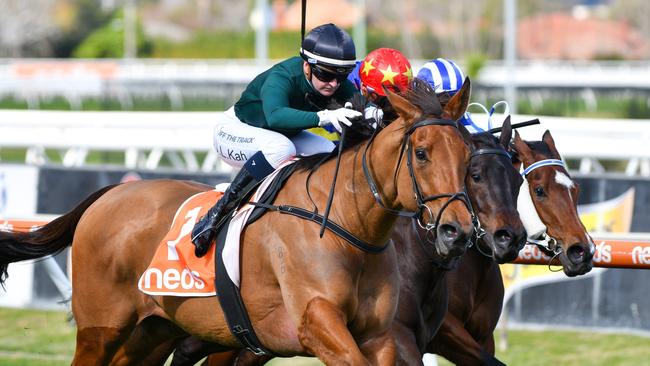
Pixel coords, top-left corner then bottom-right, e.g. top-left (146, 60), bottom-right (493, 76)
top-left (168, 117), bottom-right (527, 366)
top-left (429, 130), bottom-right (595, 365)
top-left (0, 80), bottom-right (475, 365)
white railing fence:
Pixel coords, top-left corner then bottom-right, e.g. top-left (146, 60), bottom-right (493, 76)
top-left (1, 109), bottom-right (649, 176)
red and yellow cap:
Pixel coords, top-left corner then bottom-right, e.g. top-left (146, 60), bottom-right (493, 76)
top-left (359, 48), bottom-right (413, 96)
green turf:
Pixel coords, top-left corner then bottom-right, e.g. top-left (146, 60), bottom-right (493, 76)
top-left (0, 308), bottom-right (75, 366)
top-left (0, 307), bottom-right (648, 366)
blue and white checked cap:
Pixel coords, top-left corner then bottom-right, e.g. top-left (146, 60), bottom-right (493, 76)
top-left (417, 58), bottom-right (465, 95)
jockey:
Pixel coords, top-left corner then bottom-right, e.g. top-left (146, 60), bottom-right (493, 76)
top-left (354, 47), bottom-right (413, 122)
top-left (191, 23), bottom-right (362, 257)
top-left (417, 58), bottom-right (485, 133)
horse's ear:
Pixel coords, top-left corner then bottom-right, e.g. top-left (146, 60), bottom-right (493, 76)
top-left (443, 77), bottom-right (471, 121)
top-left (457, 120), bottom-right (474, 149)
top-left (385, 88), bottom-right (421, 125)
top-left (542, 130), bottom-right (561, 159)
top-left (499, 115), bottom-right (512, 149)
top-left (512, 130), bottom-right (533, 164)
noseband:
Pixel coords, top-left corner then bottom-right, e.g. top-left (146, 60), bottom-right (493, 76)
top-left (362, 118), bottom-right (475, 241)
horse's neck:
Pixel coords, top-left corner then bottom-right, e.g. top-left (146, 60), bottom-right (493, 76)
top-left (396, 220), bottom-right (450, 302)
top-left (308, 124), bottom-right (405, 246)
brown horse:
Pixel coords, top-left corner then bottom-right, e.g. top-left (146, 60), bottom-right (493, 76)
top-left (0, 79), bottom-right (475, 365)
top-left (389, 118), bottom-right (526, 365)
top-left (169, 116), bottom-right (527, 366)
top-left (429, 130), bottom-right (595, 366)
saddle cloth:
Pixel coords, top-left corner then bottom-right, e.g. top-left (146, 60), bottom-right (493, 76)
top-left (138, 161), bottom-right (295, 297)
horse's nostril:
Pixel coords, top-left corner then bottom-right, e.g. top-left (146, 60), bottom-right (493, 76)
top-left (439, 224), bottom-right (459, 241)
top-left (494, 229), bottom-right (512, 245)
top-left (567, 244), bottom-right (589, 264)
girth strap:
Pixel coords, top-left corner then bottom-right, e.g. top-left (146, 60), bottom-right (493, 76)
top-left (214, 216), bottom-right (274, 356)
top-left (253, 202), bottom-right (389, 254)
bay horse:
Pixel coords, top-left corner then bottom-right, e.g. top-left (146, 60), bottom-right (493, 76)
top-left (429, 129), bottom-right (595, 366)
top-left (0, 79), bottom-right (475, 365)
top-left (168, 117), bottom-right (527, 366)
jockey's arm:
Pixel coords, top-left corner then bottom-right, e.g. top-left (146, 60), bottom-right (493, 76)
top-left (260, 72), bottom-right (320, 131)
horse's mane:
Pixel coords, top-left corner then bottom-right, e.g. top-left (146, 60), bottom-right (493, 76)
top-left (525, 140), bottom-right (555, 158)
top-left (399, 78), bottom-right (443, 118)
top-left (471, 131), bottom-right (499, 147)
top-left (294, 93), bottom-right (375, 172)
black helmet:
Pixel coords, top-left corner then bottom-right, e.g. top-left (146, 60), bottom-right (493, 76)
top-left (300, 23), bottom-right (356, 75)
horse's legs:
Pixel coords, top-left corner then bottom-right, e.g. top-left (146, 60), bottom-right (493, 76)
top-left (139, 338), bottom-right (181, 366)
top-left (359, 331), bottom-right (397, 366)
top-left (298, 297), bottom-right (370, 366)
top-left (72, 325), bottom-right (136, 366)
top-left (110, 316), bottom-right (188, 366)
top-left (170, 336), bottom-right (234, 366)
top-left (428, 314), bottom-right (485, 366)
top-left (481, 334), bottom-right (496, 355)
top-left (391, 322), bottom-right (423, 366)
top-left (202, 350), bottom-right (239, 366)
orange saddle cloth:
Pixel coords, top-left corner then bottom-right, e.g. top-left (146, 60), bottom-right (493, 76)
top-left (138, 190), bottom-right (223, 297)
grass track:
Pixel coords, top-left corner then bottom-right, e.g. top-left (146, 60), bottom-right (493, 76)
top-left (1, 307), bottom-right (648, 366)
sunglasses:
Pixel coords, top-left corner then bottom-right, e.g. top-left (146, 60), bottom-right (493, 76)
top-left (311, 65), bottom-right (350, 83)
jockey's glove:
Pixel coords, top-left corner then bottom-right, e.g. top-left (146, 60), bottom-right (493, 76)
top-left (364, 105), bottom-right (383, 126)
top-left (317, 107), bottom-right (362, 133)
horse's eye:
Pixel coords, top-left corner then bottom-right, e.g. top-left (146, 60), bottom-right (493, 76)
top-left (471, 173), bottom-right (481, 182)
top-left (534, 186), bottom-right (546, 198)
top-left (415, 149), bottom-right (427, 161)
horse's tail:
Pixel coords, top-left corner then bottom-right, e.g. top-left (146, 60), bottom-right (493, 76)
top-left (0, 184), bottom-right (119, 286)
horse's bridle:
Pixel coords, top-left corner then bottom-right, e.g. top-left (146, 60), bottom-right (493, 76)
top-left (362, 117), bottom-right (476, 242)
top-left (521, 158), bottom-right (568, 268)
top-left (466, 147), bottom-right (516, 258)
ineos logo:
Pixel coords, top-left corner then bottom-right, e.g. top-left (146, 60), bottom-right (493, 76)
top-left (141, 268), bottom-right (206, 290)
top-left (518, 244), bottom-right (551, 261)
top-left (592, 241), bottom-right (612, 263)
top-left (632, 246), bottom-right (650, 265)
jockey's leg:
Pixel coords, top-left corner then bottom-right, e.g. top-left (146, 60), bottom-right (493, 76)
top-left (192, 108), bottom-right (296, 257)
top-left (191, 151), bottom-right (273, 257)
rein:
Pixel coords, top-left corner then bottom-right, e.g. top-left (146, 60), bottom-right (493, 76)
top-left (362, 117), bottom-right (475, 243)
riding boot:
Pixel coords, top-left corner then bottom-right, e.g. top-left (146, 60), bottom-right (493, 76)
top-left (192, 151), bottom-right (274, 257)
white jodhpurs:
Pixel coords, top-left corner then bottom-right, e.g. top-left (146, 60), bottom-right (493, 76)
top-left (213, 107), bottom-right (336, 169)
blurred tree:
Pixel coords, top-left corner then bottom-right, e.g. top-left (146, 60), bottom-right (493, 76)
top-left (73, 10), bottom-right (153, 58)
top-left (611, 0), bottom-right (650, 40)
top-left (0, 0), bottom-right (59, 56)
top-left (52, 0), bottom-right (115, 57)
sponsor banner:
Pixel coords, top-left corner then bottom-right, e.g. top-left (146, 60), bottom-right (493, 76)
top-left (578, 187), bottom-right (635, 232)
top-left (503, 187), bottom-right (638, 289)
top-left (513, 239), bottom-right (650, 269)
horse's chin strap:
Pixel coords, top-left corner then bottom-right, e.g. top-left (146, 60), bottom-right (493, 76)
top-left (362, 117), bottom-right (476, 241)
